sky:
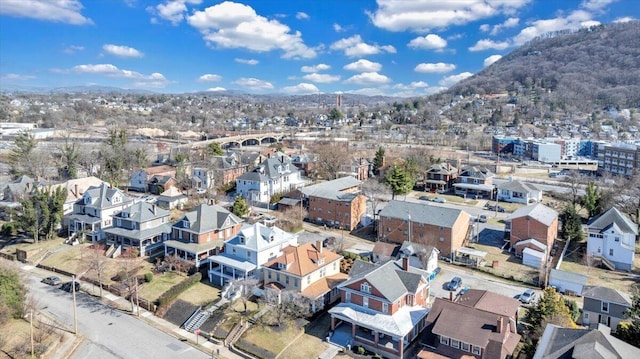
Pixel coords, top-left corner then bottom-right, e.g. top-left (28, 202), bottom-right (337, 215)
top-left (0, 0), bottom-right (638, 97)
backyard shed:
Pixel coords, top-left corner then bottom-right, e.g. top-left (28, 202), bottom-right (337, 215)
top-left (522, 247), bottom-right (545, 269)
top-left (548, 269), bottom-right (588, 296)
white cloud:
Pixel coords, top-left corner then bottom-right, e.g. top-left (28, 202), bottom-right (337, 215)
top-left (483, 55), bottom-right (502, 67)
top-left (1, 73), bottom-right (36, 81)
top-left (206, 87), bottom-right (226, 92)
top-left (302, 73), bottom-right (340, 83)
top-left (233, 77), bottom-right (274, 91)
top-left (102, 44), bottom-right (144, 58)
top-left (367, 0), bottom-right (531, 32)
top-left (63, 45), bottom-right (84, 55)
top-left (490, 17), bottom-right (520, 35)
top-left (0, 0), bottom-right (92, 25)
top-left (479, 24), bottom-right (490, 32)
top-left (187, 2), bottom-right (316, 59)
top-left (581, 0), bottom-right (617, 11)
top-left (408, 34), bottom-right (447, 50)
top-left (235, 58), bottom-right (259, 65)
top-left (439, 72), bottom-right (473, 87)
top-left (345, 87), bottom-right (386, 96)
top-left (333, 23), bottom-right (346, 32)
top-left (469, 39), bottom-right (510, 51)
top-left (390, 82), bottom-right (446, 97)
top-left (198, 74), bottom-right (222, 82)
top-left (301, 64), bottom-right (330, 73)
top-left (343, 59), bottom-right (382, 73)
top-left (512, 10), bottom-right (598, 45)
top-left (614, 16), bottom-right (635, 23)
top-left (344, 72), bottom-right (391, 85)
top-left (149, 0), bottom-right (202, 25)
top-left (282, 83), bottom-right (319, 94)
top-left (295, 12), bottom-right (309, 20)
top-left (414, 62), bottom-right (456, 73)
top-left (70, 63), bottom-right (171, 88)
top-left (330, 35), bottom-right (396, 57)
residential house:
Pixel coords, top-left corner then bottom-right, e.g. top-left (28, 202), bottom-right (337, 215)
top-left (0, 175), bottom-right (34, 202)
top-left (301, 176), bottom-right (367, 230)
top-left (65, 183), bottom-right (135, 242)
top-left (129, 165), bottom-right (176, 192)
top-left (424, 163), bottom-right (458, 192)
top-left (44, 176), bottom-right (106, 215)
top-left (210, 153), bottom-right (248, 186)
top-left (103, 202), bottom-right (171, 257)
top-left (147, 175), bottom-right (177, 195)
top-left (378, 200), bottom-right (472, 259)
top-left (397, 241), bottom-right (440, 280)
top-left (291, 153), bottom-right (317, 177)
top-left (418, 290), bottom-right (521, 359)
top-left (262, 241), bottom-right (347, 311)
top-left (329, 259), bottom-right (430, 359)
top-left (236, 153), bottom-right (306, 205)
top-left (164, 204), bottom-right (242, 267)
top-left (506, 203), bottom-right (558, 252)
top-left (372, 241), bottom-right (400, 263)
top-left (533, 324), bottom-right (640, 358)
top-left (191, 167), bottom-right (215, 193)
top-left (339, 157), bottom-right (370, 181)
top-left (208, 222), bottom-right (298, 285)
top-left (156, 186), bottom-right (188, 210)
top-left (497, 179), bottom-right (542, 204)
top-left (586, 207), bottom-right (638, 271)
top-left (453, 166), bottom-right (495, 199)
top-left (582, 286), bottom-right (633, 332)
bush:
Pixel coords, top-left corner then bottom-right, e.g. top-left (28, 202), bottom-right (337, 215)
top-left (1, 222), bottom-right (18, 237)
top-left (357, 346), bottom-right (365, 355)
top-left (157, 272), bottom-right (202, 308)
top-left (144, 272), bottom-right (153, 283)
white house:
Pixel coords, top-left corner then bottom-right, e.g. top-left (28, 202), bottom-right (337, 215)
top-left (208, 222), bottom-right (298, 285)
top-left (586, 207), bottom-right (638, 271)
top-left (129, 165), bottom-right (176, 192)
top-left (398, 241), bottom-right (440, 280)
top-left (497, 179), bottom-right (542, 204)
top-left (191, 167), bottom-right (214, 193)
top-left (235, 153), bottom-right (306, 204)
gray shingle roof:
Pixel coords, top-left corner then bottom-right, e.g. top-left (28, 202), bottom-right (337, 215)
top-left (300, 177), bottom-right (362, 198)
top-left (117, 202), bottom-right (169, 223)
top-left (81, 183), bottom-right (134, 209)
top-left (506, 203), bottom-right (558, 226)
top-left (341, 259), bottom-right (426, 303)
top-left (581, 286), bottom-right (632, 306)
top-left (535, 324), bottom-right (640, 359)
top-left (499, 179), bottom-right (539, 193)
top-left (587, 207), bottom-right (638, 235)
top-left (175, 203), bottom-right (241, 234)
top-left (378, 200), bottom-right (468, 228)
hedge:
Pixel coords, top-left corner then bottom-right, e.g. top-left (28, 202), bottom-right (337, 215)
top-left (157, 272), bottom-right (202, 308)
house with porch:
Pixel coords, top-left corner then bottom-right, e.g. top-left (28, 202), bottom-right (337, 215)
top-left (65, 183), bottom-right (135, 242)
top-left (156, 186), bottom-right (188, 210)
top-left (235, 153), bottom-right (306, 205)
top-left (506, 203), bottom-right (558, 252)
top-left (208, 222), bottom-right (298, 286)
top-left (581, 285), bottom-right (632, 332)
top-left (163, 204), bottom-right (242, 267)
top-left (262, 241), bottom-right (347, 312)
top-left (301, 176), bottom-right (367, 230)
top-left (210, 153), bottom-right (249, 186)
top-left (339, 157), bottom-right (370, 181)
top-left (586, 207), bottom-right (638, 271)
top-left (328, 258), bottom-right (430, 359)
top-left (103, 202), bottom-right (171, 257)
top-left (377, 200), bottom-right (471, 260)
top-left (418, 290), bottom-right (521, 359)
top-left (129, 165), bottom-right (176, 192)
top-left (497, 179), bottom-right (542, 204)
top-left (424, 163), bottom-right (458, 192)
top-left (453, 166), bottom-right (495, 199)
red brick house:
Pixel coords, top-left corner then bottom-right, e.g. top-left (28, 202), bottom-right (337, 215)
top-left (301, 177), bottom-right (367, 230)
top-left (329, 258), bottom-right (430, 359)
top-left (506, 203), bottom-right (558, 251)
top-left (424, 163), bottom-right (458, 192)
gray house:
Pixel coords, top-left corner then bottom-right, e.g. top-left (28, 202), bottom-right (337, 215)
top-left (533, 323), bottom-right (640, 358)
top-left (581, 286), bottom-right (632, 332)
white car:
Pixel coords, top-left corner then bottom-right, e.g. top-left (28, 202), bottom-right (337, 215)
top-left (432, 197), bottom-right (447, 203)
top-left (519, 289), bottom-right (536, 304)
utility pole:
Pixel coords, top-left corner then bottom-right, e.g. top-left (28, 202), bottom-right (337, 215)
top-left (72, 275), bottom-right (78, 335)
top-left (29, 309), bottom-right (34, 358)
top-left (408, 213), bottom-right (412, 242)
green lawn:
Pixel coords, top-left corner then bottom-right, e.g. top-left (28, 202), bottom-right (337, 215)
top-left (138, 271), bottom-right (187, 301)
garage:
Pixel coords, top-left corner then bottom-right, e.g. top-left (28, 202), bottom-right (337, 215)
top-left (548, 269), bottom-right (588, 296)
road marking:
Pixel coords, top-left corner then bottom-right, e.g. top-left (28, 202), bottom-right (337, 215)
top-left (105, 293), bottom-right (119, 301)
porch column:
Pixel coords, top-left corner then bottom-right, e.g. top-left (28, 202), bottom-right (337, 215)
top-left (219, 264), bottom-right (224, 286)
top-left (399, 336), bottom-right (404, 358)
top-left (352, 323), bottom-right (356, 337)
top-left (331, 317), bottom-right (336, 330)
top-left (374, 332), bottom-right (379, 346)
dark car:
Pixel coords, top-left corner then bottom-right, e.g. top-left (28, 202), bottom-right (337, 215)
top-left (418, 196), bottom-right (431, 201)
top-left (447, 277), bottom-right (462, 291)
top-left (478, 215), bottom-right (488, 223)
top-left (323, 236), bottom-right (335, 247)
top-left (42, 276), bottom-right (61, 286)
top-left (61, 281), bottom-right (80, 293)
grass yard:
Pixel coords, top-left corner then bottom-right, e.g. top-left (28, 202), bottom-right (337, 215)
top-left (470, 242), bottom-right (538, 285)
top-left (0, 319), bottom-right (31, 358)
top-left (40, 243), bottom-right (89, 275)
top-left (211, 300), bottom-right (260, 339)
top-left (278, 313), bottom-right (331, 359)
top-left (138, 271), bottom-right (187, 302)
top-left (178, 282), bottom-right (220, 307)
top-left (237, 320), bottom-right (304, 359)
top-left (560, 260), bottom-right (638, 293)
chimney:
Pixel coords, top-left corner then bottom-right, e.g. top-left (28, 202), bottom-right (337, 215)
top-left (74, 184), bottom-right (79, 197)
top-left (497, 317), bottom-right (503, 333)
top-left (402, 256), bottom-right (409, 271)
top-left (152, 204), bottom-right (156, 215)
top-left (317, 240), bottom-right (323, 253)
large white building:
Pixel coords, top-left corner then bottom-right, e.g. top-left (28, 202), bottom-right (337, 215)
top-left (235, 153), bottom-right (306, 204)
top-left (586, 207), bottom-right (638, 271)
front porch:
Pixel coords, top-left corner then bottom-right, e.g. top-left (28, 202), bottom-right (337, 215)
top-left (104, 225), bottom-right (170, 257)
top-left (163, 240), bottom-right (222, 267)
top-left (208, 254), bottom-right (258, 286)
top-left (68, 214), bottom-right (102, 242)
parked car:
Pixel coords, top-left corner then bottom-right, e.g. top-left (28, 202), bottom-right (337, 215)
top-left (478, 215), bottom-right (487, 223)
top-left (60, 281), bottom-right (80, 293)
top-left (432, 197), bottom-right (446, 203)
top-left (418, 196), bottom-right (431, 201)
top-left (447, 277), bottom-right (462, 291)
top-left (42, 276), bottom-right (61, 286)
top-left (323, 236), bottom-right (335, 247)
top-left (519, 289), bottom-right (536, 304)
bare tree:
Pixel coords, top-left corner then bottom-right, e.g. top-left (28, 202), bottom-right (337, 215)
top-left (312, 140), bottom-right (350, 180)
top-left (118, 249), bottom-right (141, 312)
top-left (230, 277), bottom-right (259, 314)
top-left (82, 244), bottom-right (108, 298)
top-left (361, 179), bottom-right (390, 221)
top-left (259, 289), bottom-right (316, 326)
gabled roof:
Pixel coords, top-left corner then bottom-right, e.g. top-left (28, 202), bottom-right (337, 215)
top-left (587, 207), bottom-right (638, 235)
top-left (581, 286), bottom-right (632, 306)
top-left (499, 179), bottom-right (539, 193)
top-left (81, 183), bottom-right (133, 209)
top-left (44, 176), bottom-right (106, 203)
top-left (263, 242), bottom-right (342, 277)
top-left (174, 203), bottom-right (241, 234)
top-left (340, 259), bottom-right (426, 303)
top-left (458, 166), bottom-right (494, 179)
top-left (507, 203), bottom-right (558, 226)
top-left (426, 162), bottom-right (457, 175)
top-left (116, 202), bottom-right (169, 223)
top-left (378, 200), bottom-right (468, 229)
top-left (226, 222), bottom-right (297, 251)
top-left (300, 177), bottom-right (361, 197)
top-left (158, 186), bottom-right (186, 199)
top-left (533, 324), bottom-right (640, 359)
top-left (514, 238), bottom-right (548, 252)
top-left (372, 241), bottom-right (400, 258)
top-left (455, 289), bottom-right (521, 318)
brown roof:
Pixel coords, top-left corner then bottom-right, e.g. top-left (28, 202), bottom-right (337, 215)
top-left (300, 273), bottom-right (348, 299)
top-left (372, 241), bottom-right (400, 257)
top-left (142, 165), bottom-right (176, 175)
top-left (455, 289), bottom-right (521, 318)
top-left (263, 242), bottom-right (342, 276)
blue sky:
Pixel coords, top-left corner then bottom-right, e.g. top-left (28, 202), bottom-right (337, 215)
top-left (0, 0), bottom-right (638, 97)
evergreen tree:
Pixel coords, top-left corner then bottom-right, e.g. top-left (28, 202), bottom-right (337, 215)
top-left (526, 287), bottom-right (575, 329)
top-left (560, 204), bottom-right (584, 241)
top-left (385, 165), bottom-right (413, 200)
top-left (232, 195), bottom-right (250, 217)
top-left (616, 284), bottom-right (640, 347)
top-left (8, 130), bottom-right (39, 178)
top-left (372, 147), bottom-right (385, 175)
top-left (205, 142), bottom-right (224, 157)
top-left (581, 182), bottom-right (602, 218)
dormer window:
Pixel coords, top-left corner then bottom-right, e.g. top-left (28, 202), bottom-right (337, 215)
top-left (317, 258), bottom-right (325, 265)
top-left (182, 219), bottom-right (189, 228)
top-left (239, 235), bottom-right (245, 244)
top-left (270, 235), bottom-right (274, 242)
top-left (360, 282), bottom-right (371, 294)
top-left (278, 262), bottom-right (287, 270)
top-left (84, 196), bottom-right (91, 204)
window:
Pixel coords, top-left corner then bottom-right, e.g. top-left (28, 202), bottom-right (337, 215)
top-left (294, 278), bottom-right (298, 287)
top-left (345, 292), bottom-right (351, 303)
top-left (472, 346), bottom-right (481, 355)
top-left (268, 272), bottom-right (272, 279)
top-left (614, 236), bottom-right (620, 242)
top-left (451, 339), bottom-right (460, 349)
top-left (609, 248), bottom-right (614, 256)
top-left (602, 302), bottom-right (609, 313)
top-left (440, 336), bottom-right (449, 345)
top-left (382, 303), bottom-right (388, 313)
top-left (363, 297), bottom-right (368, 308)
top-left (407, 295), bottom-right (413, 306)
top-left (361, 282), bottom-right (371, 293)
top-left (461, 342), bottom-right (470, 352)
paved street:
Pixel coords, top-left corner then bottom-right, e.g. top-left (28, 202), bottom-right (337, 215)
top-left (24, 275), bottom-right (211, 359)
